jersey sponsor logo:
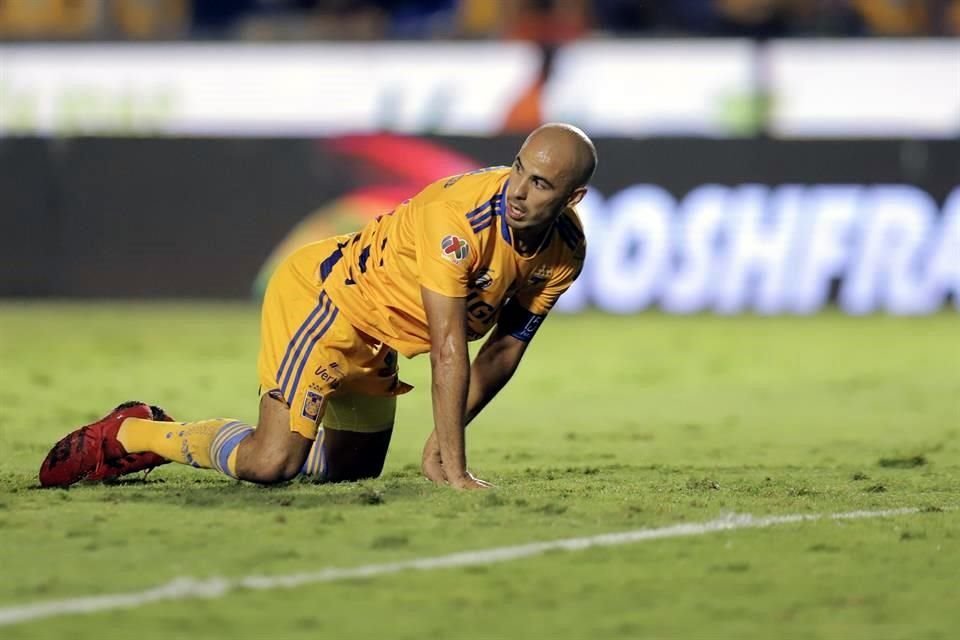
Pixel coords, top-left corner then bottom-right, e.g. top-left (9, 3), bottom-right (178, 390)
top-left (313, 362), bottom-right (342, 389)
top-left (441, 235), bottom-right (469, 263)
top-left (301, 390), bottom-right (324, 422)
top-left (465, 290), bottom-right (498, 322)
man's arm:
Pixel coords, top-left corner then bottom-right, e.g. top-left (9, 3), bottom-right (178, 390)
top-left (421, 286), bottom-right (491, 490)
top-left (466, 330), bottom-right (528, 425)
top-left (421, 327), bottom-right (528, 483)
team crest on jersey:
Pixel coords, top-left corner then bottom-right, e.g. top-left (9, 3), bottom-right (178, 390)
top-left (528, 265), bottom-right (552, 285)
top-left (301, 390), bottom-right (324, 422)
top-left (441, 235), bottom-right (469, 263)
top-left (470, 268), bottom-right (494, 290)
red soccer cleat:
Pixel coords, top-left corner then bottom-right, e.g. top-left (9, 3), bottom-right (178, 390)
top-left (86, 404), bottom-right (174, 482)
top-left (38, 401), bottom-right (173, 487)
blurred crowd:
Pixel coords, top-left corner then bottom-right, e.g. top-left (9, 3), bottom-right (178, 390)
top-left (2, 0), bottom-right (960, 40)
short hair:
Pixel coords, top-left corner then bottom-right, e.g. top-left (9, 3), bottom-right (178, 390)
top-left (533, 122), bottom-right (597, 188)
top-left (574, 134), bottom-right (598, 187)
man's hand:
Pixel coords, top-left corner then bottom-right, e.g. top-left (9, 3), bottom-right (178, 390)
top-left (447, 471), bottom-right (494, 490)
top-left (421, 430), bottom-right (446, 483)
top-left (421, 430), bottom-right (493, 489)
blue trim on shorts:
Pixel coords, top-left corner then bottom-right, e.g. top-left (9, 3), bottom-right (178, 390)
top-left (279, 294), bottom-right (333, 401)
top-left (276, 292), bottom-right (328, 387)
top-left (287, 306), bottom-right (340, 404)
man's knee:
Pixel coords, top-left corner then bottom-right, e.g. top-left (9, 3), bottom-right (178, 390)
top-left (241, 447), bottom-right (304, 484)
top-left (324, 459), bottom-right (385, 483)
top-left (322, 427), bottom-right (392, 483)
top-left (235, 393), bottom-right (311, 484)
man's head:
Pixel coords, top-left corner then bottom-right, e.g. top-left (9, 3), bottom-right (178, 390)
top-left (505, 123), bottom-right (597, 232)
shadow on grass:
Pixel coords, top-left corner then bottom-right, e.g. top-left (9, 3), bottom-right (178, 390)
top-left (20, 469), bottom-right (434, 510)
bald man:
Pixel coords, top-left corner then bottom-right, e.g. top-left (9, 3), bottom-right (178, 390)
top-left (40, 124), bottom-right (596, 491)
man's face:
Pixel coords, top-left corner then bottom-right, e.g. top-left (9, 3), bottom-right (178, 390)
top-left (504, 146), bottom-right (578, 232)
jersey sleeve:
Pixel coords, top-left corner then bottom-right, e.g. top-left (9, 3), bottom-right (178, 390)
top-left (502, 241), bottom-right (586, 342)
top-left (516, 243), bottom-right (586, 315)
top-left (414, 202), bottom-right (479, 298)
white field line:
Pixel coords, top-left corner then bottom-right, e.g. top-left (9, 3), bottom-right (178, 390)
top-left (0, 507), bottom-right (926, 627)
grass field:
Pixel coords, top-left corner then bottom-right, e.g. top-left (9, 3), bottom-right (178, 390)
top-left (0, 303), bottom-right (958, 639)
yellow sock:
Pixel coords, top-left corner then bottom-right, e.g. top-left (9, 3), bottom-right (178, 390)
top-left (117, 418), bottom-right (254, 478)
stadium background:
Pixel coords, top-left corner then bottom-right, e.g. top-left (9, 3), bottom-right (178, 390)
top-left (0, 2), bottom-right (958, 638)
top-left (2, 0), bottom-right (958, 314)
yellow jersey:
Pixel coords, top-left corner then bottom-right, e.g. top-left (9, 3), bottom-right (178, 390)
top-left (318, 166), bottom-right (586, 357)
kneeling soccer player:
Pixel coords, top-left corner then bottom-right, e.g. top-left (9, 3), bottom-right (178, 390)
top-left (39, 123), bottom-right (595, 491)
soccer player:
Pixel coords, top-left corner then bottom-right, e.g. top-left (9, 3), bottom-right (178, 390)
top-left (39, 123), bottom-right (595, 491)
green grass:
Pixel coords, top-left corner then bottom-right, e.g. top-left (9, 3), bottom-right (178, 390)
top-left (0, 303), bottom-right (958, 639)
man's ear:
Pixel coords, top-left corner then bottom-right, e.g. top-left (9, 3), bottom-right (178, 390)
top-left (566, 186), bottom-right (587, 208)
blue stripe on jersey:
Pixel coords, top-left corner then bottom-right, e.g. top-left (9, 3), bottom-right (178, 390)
top-left (557, 213), bottom-right (584, 239)
top-left (499, 206), bottom-right (512, 245)
top-left (495, 181), bottom-right (513, 245)
top-left (279, 294), bottom-right (333, 400)
top-left (473, 218), bottom-right (494, 234)
top-left (555, 225), bottom-right (578, 250)
top-left (319, 247), bottom-right (344, 282)
top-left (470, 211), bottom-right (493, 232)
top-left (467, 180), bottom-right (510, 238)
top-left (466, 200), bottom-right (492, 220)
top-left (555, 215), bottom-right (583, 250)
top-left (466, 194), bottom-right (503, 224)
top-left (558, 214), bottom-right (584, 240)
top-left (467, 203), bottom-right (491, 222)
top-left (286, 307), bottom-right (340, 404)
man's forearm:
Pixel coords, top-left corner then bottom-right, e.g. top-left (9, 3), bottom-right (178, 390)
top-left (465, 344), bottom-right (520, 425)
top-left (430, 343), bottom-right (470, 478)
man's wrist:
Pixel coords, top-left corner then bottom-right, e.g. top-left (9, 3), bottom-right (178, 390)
top-left (443, 466), bottom-right (469, 481)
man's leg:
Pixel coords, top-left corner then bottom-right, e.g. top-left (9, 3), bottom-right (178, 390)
top-left (299, 392), bottom-right (396, 483)
top-left (40, 390), bottom-right (391, 487)
top-left (126, 238), bottom-right (339, 483)
top-left (233, 391), bottom-right (311, 483)
top-left (321, 428), bottom-right (394, 482)
top-left (39, 241), bottom-right (345, 488)
top-left (115, 390), bottom-right (311, 484)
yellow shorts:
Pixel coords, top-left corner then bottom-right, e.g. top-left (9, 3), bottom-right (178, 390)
top-left (257, 238), bottom-right (412, 440)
